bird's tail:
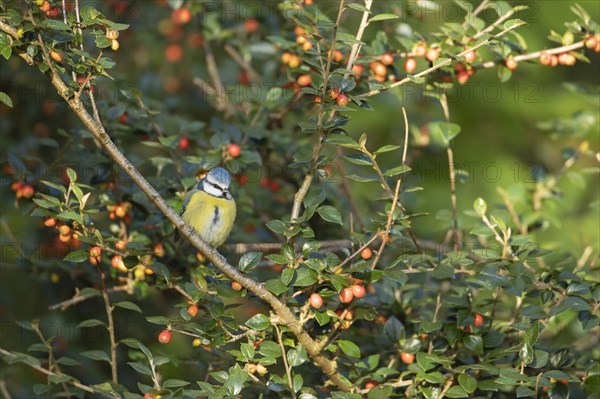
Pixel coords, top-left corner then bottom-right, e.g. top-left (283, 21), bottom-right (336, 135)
top-left (170, 228), bottom-right (186, 249)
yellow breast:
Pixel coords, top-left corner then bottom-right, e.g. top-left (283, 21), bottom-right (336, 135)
top-left (181, 190), bottom-right (236, 247)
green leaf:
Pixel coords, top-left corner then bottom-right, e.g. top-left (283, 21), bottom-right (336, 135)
top-left (48, 374), bottom-right (72, 384)
top-left (374, 145), bottom-right (401, 155)
top-left (239, 251), bottom-right (262, 272)
top-left (266, 219), bottom-right (286, 234)
top-left (345, 3), bottom-right (371, 13)
top-left (368, 14), bottom-right (400, 23)
top-left (163, 379), bottom-right (190, 388)
top-left (114, 301), bottom-right (142, 313)
top-left (383, 165), bottom-right (411, 177)
top-left (42, 19), bottom-right (71, 31)
top-left (432, 263), bottom-right (454, 279)
top-left (129, 361), bottom-right (152, 376)
top-left (458, 374), bottom-right (478, 393)
top-left (428, 122), bottom-right (461, 147)
top-left (63, 250), bottom-right (88, 263)
top-left (367, 385), bottom-right (393, 399)
top-left (0, 91), bottom-right (13, 108)
top-left (338, 340), bottom-right (361, 358)
top-left (257, 341), bottom-right (282, 358)
top-left (77, 319), bottom-right (106, 328)
top-left (316, 206), bottom-right (343, 225)
top-left (523, 322), bottom-right (539, 345)
top-left (265, 279), bottom-right (288, 295)
top-left (344, 154), bottom-right (373, 166)
top-left (245, 314), bottom-right (271, 331)
top-left (445, 385), bottom-right (469, 398)
top-left (463, 335), bottom-right (483, 355)
top-left (81, 350), bottom-right (110, 362)
top-left (326, 134), bottom-right (360, 149)
top-left (56, 356), bottom-right (81, 366)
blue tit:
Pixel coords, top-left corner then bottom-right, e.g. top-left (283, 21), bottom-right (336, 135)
top-left (173, 167), bottom-right (236, 247)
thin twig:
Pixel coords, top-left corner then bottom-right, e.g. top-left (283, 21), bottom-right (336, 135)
top-left (0, 380), bottom-right (11, 399)
top-left (344, 0), bottom-right (373, 74)
top-left (224, 44), bottom-right (260, 81)
top-left (472, 8), bottom-right (515, 40)
top-left (96, 263), bottom-right (118, 384)
top-left (440, 94), bottom-right (460, 250)
top-left (274, 324), bottom-right (297, 399)
top-left (48, 285), bottom-right (130, 311)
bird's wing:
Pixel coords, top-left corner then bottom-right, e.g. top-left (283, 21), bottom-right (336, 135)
top-left (171, 188), bottom-right (198, 247)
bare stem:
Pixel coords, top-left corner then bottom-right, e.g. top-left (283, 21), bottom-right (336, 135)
top-left (274, 324), bottom-right (297, 399)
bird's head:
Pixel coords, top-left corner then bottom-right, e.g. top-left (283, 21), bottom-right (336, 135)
top-left (199, 167), bottom-right (232, 198)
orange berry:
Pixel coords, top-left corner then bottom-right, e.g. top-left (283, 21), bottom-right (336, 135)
top-left (59, 234), bottom-right (71, 243)
top-left (404, 57), bottom-right (417, 73)
top-left (228, 143), bottom-right (241, 158)
top-left (365, 380), bottom-right (379, 390)
top-left (457, 70), bottom-right (469, 84)
top-left (44, 217), bottom-right (56, 227)
top-left (50, 50), bottom-right (63, 62)
top-left (288, 55), bottom-right (301, 68)
top-left (505, 57), bottom-right (518, 70)
top-left (309, 293), bottom-right (323, 308)
top-left (351, 63), bottom-right (363, 76)
top-left (473, 313), bottom-right (485, 327)
top-left (59, 225), bottom-right (71, 236)
top-left (464, 50), bottom-right (477, 63)
top-left (255, 364), bottom-right (268, 375)
top-left (154, 242), bottom-right (165, 257)
top-left (351, 285), bottom-right (366, 298)
top-left (187, 304), bottom-right (199, 317)
top-left (244, 19), bottom-right (259, 32)
top-left (381, 53), bottom-right (394, 65)
top-left (89, 246), bottom-right (102, 258)
top-left (401, 352), bottom-right (415, 364)
top-left (550, 55), bottom-right (559, 67)
top-left (539, 52), bottom-right (552, 66)
top-left (39, 1), bottom-right (51, 12)
top-left (333, 50), bottom-right (344, 62)
top-left (178, 136), bottom-right (190, 150)
top-left (426, 48), bottom-right (440, 62)
top-left (158, 329), bottom-right (172, 344)
top-left (281, 52), bottom-right (292, 64)
top-left (115, 239), bottom-right (127, 251)
top-left (585, 35), bottom-right (598, 49)
top-left (21, 184), bottom-right (34, 199)
top-left (111, 255), bottom-right (125, 270)
top-left (370, 61), bottom-right (387, 77)
top-left (171, 8), bottom-right (192, 24)
top-left (414, 42), bottom-right (427, 57)
top-left (232, 281), bottom-right (243, 291)
top-left (360, 247), bottom-right (372, 260)
top-left (165, 44), bottom-right (183, 63)
top-left (338, 287), bottom-right (354, 304)
top-left (336, 94), bottom-right (349, 107)
top-left (89, 255), bottom-right (102, 265)
top-left (297, 74), bottom-right (312, 87)
top-left (11, 181), bottom-right (23, 191)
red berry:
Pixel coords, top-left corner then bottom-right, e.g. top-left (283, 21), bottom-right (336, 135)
top-left (473, 313), bottom-right (484, 327)
top-left (404, 57), bottom-right (417, 73)
top-left (297, 74), bottom-right (312, 87)
top-left (351, 285), bottom-right (366, 299)
top-left (381, 53), bottom-right (394, 65)
top-left (244, 19), bottom-right (259, 32)
top-left (550, 55), bottom-right (559, 67)
top-left (228, 143), bottom-right (241, 158)
top-left (370, 61), bottom-right (387, 77)
top-left (44, 217), bottom-right (56, 227)
top-left (457, 70), bottom-right (469, 84)
top-left (338, 287), bottom-right (354, 304)
top-left (365, 380), bottom-right (379, 390)
top-left (585, 35), bottom-right (598, 49)
top-left (269, 180), bottom-right (281, 192)
top-left (426, 48), bottom-right (440, 62)
top-left (47, 6), bottom-right (61, 18)
top-left (401, 352), bottom-right (415, 364)
top-left (309, 293), bottom-right (323, 308)
top-left (178, 136), bottom-right (190, 150)
top-left (505, 57), bottom-right (518, 70)
top-left (414, 42), bottom-right (427, 57)
top-left (89, 246), bottom-right (102, 258)
top-left (111, 255), bottom-right (125, 270)
top-left (172, 8), bottom-right (192, 24)
top-left (351, 64), bottom-right (364, 76)
top-left (115, 239), bottom-right (127, 250)
top-left (464, 50), bottom-right (477, 64)
top-left (539, 52), bottom-right (552, 66)
top-left (336, 94), bottom-right (349, 107)
top-left (360, 247), bottom-right (372, 260)
top-left (158, 330), bottom-right (172, 344)
top-left (21, 184), bottom-right (34, 199)
top-left (232, 281), bottom-right (243, 291)
top-left (187, 304), bottom-right (199, 317)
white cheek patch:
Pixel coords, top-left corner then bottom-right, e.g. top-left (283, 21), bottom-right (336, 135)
top-left (204, 184), bottom-right (223, 197)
